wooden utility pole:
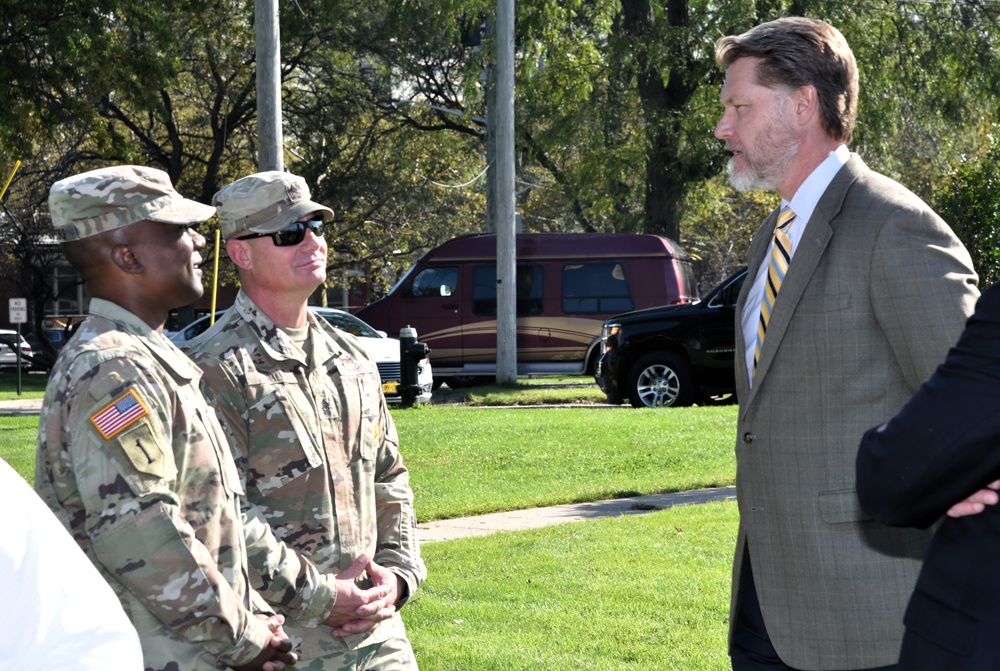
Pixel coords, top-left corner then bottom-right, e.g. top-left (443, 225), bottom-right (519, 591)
top-left (484, 16), bottom-right (496, 234)
top-left (255, 0), bottom-right (283, 171)
top-left (494, 0), bottom-right (517, 386)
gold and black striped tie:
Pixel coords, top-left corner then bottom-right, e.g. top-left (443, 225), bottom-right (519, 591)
top-left (753, 206), bottom-right (796, 378)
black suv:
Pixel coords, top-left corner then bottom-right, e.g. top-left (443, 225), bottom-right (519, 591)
top-left (595, 267), bottom-right (747, 407)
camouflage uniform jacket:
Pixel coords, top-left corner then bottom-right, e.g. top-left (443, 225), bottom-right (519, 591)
top-left (186, 290), bottom-right (427, 660)
top-left (34, 299), bottom-right (276, 671)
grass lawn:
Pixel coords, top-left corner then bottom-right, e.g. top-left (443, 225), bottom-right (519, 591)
top-left (407, 500), bottom-right (737, 670)
top-left (399, 404), bottom-right (736, 520)
top-left (0, 371), bottom-right (48, 400)
top-left (0, 415), bottom-right (37, 479)
top-left (2, 399), bottom-right (738, 518)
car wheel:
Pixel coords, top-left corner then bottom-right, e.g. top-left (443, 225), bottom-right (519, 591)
top-left (626, 352), bottom-right (694, 408)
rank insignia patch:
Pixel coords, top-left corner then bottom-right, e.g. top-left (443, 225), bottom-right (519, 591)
top-left (91, 389), bottom-right (149, 439)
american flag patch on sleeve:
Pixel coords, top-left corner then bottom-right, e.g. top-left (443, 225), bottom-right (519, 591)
top-left (90, 389), bottom-right (149, 439)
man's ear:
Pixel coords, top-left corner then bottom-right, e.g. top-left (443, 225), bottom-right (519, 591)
top-left (226, 238), bottom-right (253, 270)
top-left (794, 85), bottom-right (819, 124)
top-left (110, 244), bottom-right (143, 274)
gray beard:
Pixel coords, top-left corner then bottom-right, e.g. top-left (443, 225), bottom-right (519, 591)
top-left (727, 159), bottom-right (767, 193)
top-left (726, 138), bottom-right (799, 193)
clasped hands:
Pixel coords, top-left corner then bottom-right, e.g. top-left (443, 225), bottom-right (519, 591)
top-left (324, 553), bottom-right (402, 637)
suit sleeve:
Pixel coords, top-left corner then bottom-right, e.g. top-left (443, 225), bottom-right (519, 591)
top-left (870, 204), bottom-right (980, 392)
top-left (858, 282), bottom-right (1000, 528)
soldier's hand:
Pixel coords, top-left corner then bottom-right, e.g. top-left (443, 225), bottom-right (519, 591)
top-left (231, 636), bottom-right (298, 670)
top-left (258, 613), bottom-right (289, 638)
top-left (323, 554), bottom-right (396, 633)
top-left (331, 558), bottom-right (401, 637)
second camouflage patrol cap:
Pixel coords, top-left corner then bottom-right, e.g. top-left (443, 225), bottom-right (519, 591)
top-left (213, 171), bottom-right (334, 240)
top-left (49, 165), bottom-right (216, 241)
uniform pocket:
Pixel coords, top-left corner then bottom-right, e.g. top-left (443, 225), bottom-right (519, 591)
top-left (248, 385), bottom-right (324, 496)
top-left (199, 404), bottom-right (245, 497)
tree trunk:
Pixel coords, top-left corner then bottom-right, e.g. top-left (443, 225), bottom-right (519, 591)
top-left (618, 0), bottom-right (699, 243)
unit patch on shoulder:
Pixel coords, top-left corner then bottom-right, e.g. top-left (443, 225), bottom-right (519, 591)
top-left (91, 389), bottom-right (149, 440)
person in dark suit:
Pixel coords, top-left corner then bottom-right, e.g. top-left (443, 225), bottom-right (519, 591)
top-left (714, 17), bottom-right (981, 671)
top-left (857, 281), bottom-right (1000, 670)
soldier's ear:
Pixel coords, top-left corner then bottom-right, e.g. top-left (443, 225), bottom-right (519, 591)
top-left (226, 238), bottom-right (253, 270)
top-left (110, 244), bottom-right (143, 274)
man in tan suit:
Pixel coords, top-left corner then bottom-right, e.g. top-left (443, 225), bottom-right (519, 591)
top-left (714, 18), bottom-right (980, 671)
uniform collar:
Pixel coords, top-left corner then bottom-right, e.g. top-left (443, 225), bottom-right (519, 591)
top-left (87, 297), bottom-right (200, 382)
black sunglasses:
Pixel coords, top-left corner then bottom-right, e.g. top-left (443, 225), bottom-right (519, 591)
top-left (236, 217), bottom-right (325, 247)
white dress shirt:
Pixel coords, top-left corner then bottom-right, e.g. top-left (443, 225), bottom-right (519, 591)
top-left (742, 144), bottom-right (851, 382)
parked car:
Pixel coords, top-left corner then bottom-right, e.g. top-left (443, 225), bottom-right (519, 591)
top-left (0, 330), bottom-right (33, 370)
top-left (171, 307), bottom-right (433, 403)
top-left (44, 327), bottom-right (72, 351)
top-left (356, 232), bottom-right (699, 388)
top-left (595, 267), bottom-right (747, 408)
top-left (24, 327), bottom-right (75, 372)
top-left (165, 311), bottom-right (226, 346)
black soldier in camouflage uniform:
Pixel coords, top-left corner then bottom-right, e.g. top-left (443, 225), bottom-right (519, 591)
top-left (35, 166), bottom-right (298, 671)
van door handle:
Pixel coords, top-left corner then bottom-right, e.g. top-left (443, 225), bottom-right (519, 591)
top-left (442, 303), bottom-right (459, 310)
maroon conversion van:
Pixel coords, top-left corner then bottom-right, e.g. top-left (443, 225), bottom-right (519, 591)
top-left (355, 232), bottom-right (698, 387)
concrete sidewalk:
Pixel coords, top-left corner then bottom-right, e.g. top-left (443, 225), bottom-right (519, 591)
top-left (1, 397), bottom-right (737, 542)
top-left (416, 486), bottom-right (736, 542)
top-left (0, 397), bottom-right (42, 415)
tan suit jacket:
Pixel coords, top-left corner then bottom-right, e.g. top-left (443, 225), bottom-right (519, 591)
top-left (730, 155), bottom-right (979, 670)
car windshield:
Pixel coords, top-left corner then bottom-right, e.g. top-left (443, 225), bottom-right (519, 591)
top-left (318, 311), bottom-right (381, 339)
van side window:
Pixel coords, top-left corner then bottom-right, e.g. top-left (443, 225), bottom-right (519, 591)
top-left (409, 267), bottom-right (458, 298)
top-left (472, 264), bottom-right (545, 316)
top-left (562, 262), bottom-right (634, 314)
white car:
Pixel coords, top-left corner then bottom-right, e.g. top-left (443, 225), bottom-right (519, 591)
top-left (0, 330), bottom-right (33, 370)
top-left (168, 307), bottom-right (433, 403)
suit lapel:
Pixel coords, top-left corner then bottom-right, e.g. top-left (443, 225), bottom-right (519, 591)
top-left (738, 155), bottom-right (866, 409)
top-left (735, 209), bottom-right (777, 408)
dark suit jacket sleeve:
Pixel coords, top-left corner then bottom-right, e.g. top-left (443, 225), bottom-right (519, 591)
top-left (857, 281), bottom-right (1000, 529)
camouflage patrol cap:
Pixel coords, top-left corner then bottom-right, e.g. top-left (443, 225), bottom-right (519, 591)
top-left (213, 171), bottom-right (334, 240)
top-left (48, 165), bottom-right (216, 241)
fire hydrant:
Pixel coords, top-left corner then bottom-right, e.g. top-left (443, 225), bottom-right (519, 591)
top-left (399, 326), bottom-right (431, 407)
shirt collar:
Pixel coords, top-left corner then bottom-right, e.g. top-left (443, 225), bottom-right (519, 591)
top-left (786, 144), bottom-right (850, 221)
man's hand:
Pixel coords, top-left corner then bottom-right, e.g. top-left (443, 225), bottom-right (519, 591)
top-left (947, 479), bottom-right (1000, 518)
top-left (367, 557), bottom-right (405, 608)
top-left (330, 558), bottom-right (403, 637)
top-left (323, 554), bottom-right (396, 634)
top-left (232, 614), bottom-right (298, 670)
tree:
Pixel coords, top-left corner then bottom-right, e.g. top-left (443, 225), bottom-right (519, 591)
top-left (0, 158), bottom-right (77, 363)
top-left (936, 126), bottom-right (1000, 287)
top-left (7, 0), bottom-right (1000, 313)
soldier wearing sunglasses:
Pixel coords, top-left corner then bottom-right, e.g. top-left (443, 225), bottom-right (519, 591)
top-left (186, 172), bottom-right (426, 671)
